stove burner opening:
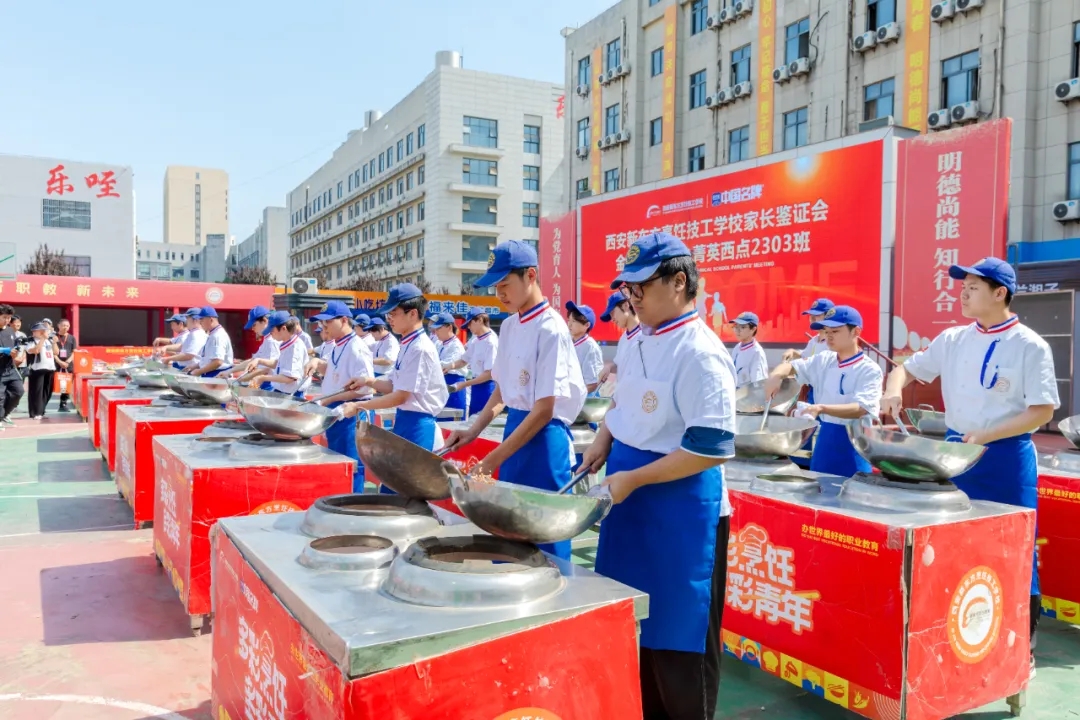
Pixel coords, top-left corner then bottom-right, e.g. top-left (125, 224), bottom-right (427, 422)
top-left (309, 535), bottom-right (394, 555)
top-left (237, 433), bottom-right (312, 445)
top-left (405, 535), bottom-right (548, 573)
top-left (851, 472), bottom-right (960, 492)
top-left (193, 436), bottom-right (234, 444)
top-left (212, 420), bottom-right (254, 431)
top-left (314, 494), bottom-right (434, 517)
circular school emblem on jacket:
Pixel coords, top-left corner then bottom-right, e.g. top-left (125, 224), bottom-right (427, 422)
top-left (641, 390), bottom-right (659, 413)
top-left (993, 377), bottom-right (1011, 393)
top-left (518, 369), bottom-right (530, 386)
top-left (947, 565), bottom-right (1002, 664)
top-left (487, 252), bottom-right (496, 268)
top-left (626, 243), bottom-right (641, 264)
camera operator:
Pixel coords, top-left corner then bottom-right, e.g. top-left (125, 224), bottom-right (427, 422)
top-left (25, 322), bottom-right (56, 420)
top-left (0, 304), bottom-right (26, 428)
top-left (54, 319), bottom-right (77, 412)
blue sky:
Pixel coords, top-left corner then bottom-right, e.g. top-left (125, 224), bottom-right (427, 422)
top-left (0, 0), bottom-right (612, 244)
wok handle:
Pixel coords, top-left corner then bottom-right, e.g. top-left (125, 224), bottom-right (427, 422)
top-left (892, 410), bottom-right (911, 436)
top-left (557, 468), bottom-right (593, 495)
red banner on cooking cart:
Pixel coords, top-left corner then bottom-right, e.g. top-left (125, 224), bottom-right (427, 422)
top-left (539, 212), bottom-right (578, 313)
top-left (98, 388), bottom-right (156, 472)
top-left (1036, 470), bottom-right (1080, 624)
top-left (579, 141), bottom-right (885, 343)
top-left (893, 118), bottom-right (1011, 357)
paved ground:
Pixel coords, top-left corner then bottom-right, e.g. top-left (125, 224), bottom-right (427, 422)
top-left (0, 397), bottom-right (1077, 719)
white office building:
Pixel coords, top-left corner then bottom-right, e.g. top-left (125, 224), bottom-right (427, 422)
top-left (234, 206), bottom-right (288, 282)
top-left (287, 51), bottom-right (567, 292)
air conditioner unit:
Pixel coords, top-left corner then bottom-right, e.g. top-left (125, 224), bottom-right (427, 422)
top-left (575, 145), bottom-right (590, 159)
top-left (927, 108), bottom-right (952, 130)
top-left (773, 64), bottom-right (791, 82)
top-left (707, 13), bottom-right (723, 28)
top-left (1056, 78), bottom-right (1080, 102)
top-left (950, 101), bottom-right (979, 123)
top-left (617, 130), bottom-right (631, 142)
top-left (604, 134), bottom-right (617, 147)
top-left (718, 7), bottom-right (732, 22)
top-left (788, 57), bottom-right (811, 76)
top-left (717, 88), bottom-right (732, 104)
top-left (706, 93), bottom-right (718, 107)
top-left (291, 277), bottom-right (319, 294)
top-left (733, 81), bottom-right (752, 98)
top-left (575, 83), bottom-right (590, 97)
top-left (1053, 200), bottom-right (1080, 221)
top-left (616, 62), bottom-right (631, 76)
top-left (735, 0), bottom-right (753, 15)
top-left (931, 0), bottom-right (955, 21)
top-left (956, 0), bottom-right (983, 11)
top-left (876, 21), bottom-right (901, 42)
top-left (597, 136), bottom-right (607, 150)
top-left (854, 30), bottom-right (877, 52)
top-left (605, 68), bottom-right (616, 82)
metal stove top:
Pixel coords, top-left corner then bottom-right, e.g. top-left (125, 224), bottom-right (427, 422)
top-left (155, 433), bottom-right (351, 470)
top-left (299, 494), bottom-right (442, 544)
top-left (726, 456), bottom-right (800, 486)
top-left (1039, 448), bottom-right (1080, 477)
top-left (214, 513), bottom-right (648, 678)
top-left (298, 534), bottom-right (399, 572)
top-left (838, 472), bottom-right (972, 514)
top-left (200, 419), bottom-right (256, 438)
top-left (140, 400), bottom-right (228, 415)
top-left (228, 434), bottom-right (325, 462)
top-left (569, 424), bottom-right (597, 454)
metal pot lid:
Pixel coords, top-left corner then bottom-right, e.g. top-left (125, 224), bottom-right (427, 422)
top-left (1040, 449), bottom-right (1080, 476)
top-left (750, 472), bottom-right (821, 495)
top-left (383, 534), bottom-right (564, 608)
top-left (299, 494), bottom-right (441, 542)
top-left (228, 435), bottom-right (324, 463)
top-left (297, 534), bottom-right (398, 571)
top-left (838, 473), bottom-right (972, 514)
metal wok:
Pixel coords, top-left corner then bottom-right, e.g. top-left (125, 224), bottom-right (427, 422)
top-left (173, 375), bottom-right (234, 405)
top-left (230, 385), bottom-right (281, 401)
top-left (355, 422), bottom-right (453, 500)
top-left (848, 422), bottom-right (986, 482)
top-left (575, 397), bottom-right (614, 425)
top-left (112, 362), bottom-right (144, 378)
top-left (128, 370), bottom-right (169, 389)
top-left (736, 377), bottom-right (801, 415)
top-left (1059, 414), bottom-right (1080, 450)
top-left (905, 405), bottom-right (948, 437)
top-left (160, 371), bottom-right (191, 397)
top-left (734, 415), bottom-right (818, 458)
top-left (236, 395), bottom-right (339, 440)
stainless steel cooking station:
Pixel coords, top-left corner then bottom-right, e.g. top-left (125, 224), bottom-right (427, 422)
top-left (727, 414), bottom-right (818, 486)
top-left (1040, 414), bottom-right (1080, 478)
top-left (156, 433), bottom-right (349, 470)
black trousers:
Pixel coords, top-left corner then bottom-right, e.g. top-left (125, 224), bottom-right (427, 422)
top-left (0, 371), bottom-right (23, 420)
top-left (639, 514), bottom-right (730, 720)
top-left (27, 369), bottom-right (52, 417)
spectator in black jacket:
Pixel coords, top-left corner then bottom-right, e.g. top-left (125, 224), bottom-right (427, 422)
top-left (0, 304), bottom-right (26, 428)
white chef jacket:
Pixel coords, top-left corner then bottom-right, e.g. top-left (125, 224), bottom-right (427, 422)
top-left (491, 300), bottom-right (586, 426)
top-left (791, 350), bottom-right (883, 426)
top-left (271, 337), bottom-right (306, 395)
top-left (605, 311), bottom-right (737, 515)
top-left (321, 333), bottom-right (373, 398)
top-left (733, 340), bottom-right (769, 387)
top-left (360, 333), bottom-right (377, 351)
top-left (464, 331), bottom-right (498, 377)
top-left (390, 329), bottom-right (449, 415)
top-left (613, 324), bottom-right (642, 371)
top-left (173, 329), bottom-right (190, 347)
top-left (180, 328), bottom-right (207, 368)
top-left (373, 334), bottom-right (400, 375)
top-left (438, 336), bottom-right (466, 369)
top-left (803, 334), bottom-right (828, 359)
top-left (253, 335), bottom-right (281, 362)
top-left (573, 335), bottom-right (604, 386)
top-left (902, 317), bottom-right (1060, 435)
top-left (199, 325), bottom-right (234, 369)
top-left (317, 342), bottom-right (333, 361)
top-left (297, 331), bottom-right (313, 352)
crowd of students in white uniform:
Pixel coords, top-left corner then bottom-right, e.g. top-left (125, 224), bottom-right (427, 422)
top-left (150, 234), bottom-right (1059, 719)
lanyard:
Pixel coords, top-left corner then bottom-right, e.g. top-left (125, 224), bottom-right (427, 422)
top-left (330, 334), bottom-right (355, 369)
top-left (396, 329), bottom-right (422, 370)
top-left (979, 339), bottom-right (1001, 390)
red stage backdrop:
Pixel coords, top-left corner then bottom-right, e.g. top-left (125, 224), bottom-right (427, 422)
top-left (539, 212), bottom-right (577, 313)
top-left (0, 274), bottom-right (272, 309)
top-left (579, 142), bottom-right (885, 343)
top-left (893, 119), bottom-right (1011, 357)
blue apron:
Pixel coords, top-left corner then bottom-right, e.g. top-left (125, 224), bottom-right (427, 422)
top-left (595, 440), bottom-right (723, 652)
top-left (379, 409), bottom-right (438, 495)
top-left (810, 421), bottom-right (871, 476)
top-left (171, 362), bottom-right (185, 371)
top-left (468, 380), bottom-right (495, 417)
top-left (946, 431), bottom-right (1039, 595)
top-left (499, 407), bottom-right (575, 559)
top-left (443, 373), bottom-right (467, 415)
top-left (325, 400), bottom-right (364, 493)
top-left (202, 365), bottom-right (232, 379)
top-left (259, 381), bottom-right (273, 391)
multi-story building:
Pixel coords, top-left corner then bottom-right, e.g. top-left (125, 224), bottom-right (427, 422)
top-left (287, 51), bottom-right (566, 292)
top-left (136, 234), bottom-right (232, 283)
top-left (163, 166), bottom-right (229, 247)
top-left (234, 206), bottom-right (288, 282)
top-left (0, 153), bottom-right (135, 279)
top-left (562, 0), bottom-right (1080, 262)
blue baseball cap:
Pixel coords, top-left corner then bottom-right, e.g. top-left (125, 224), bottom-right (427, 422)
top-left (430, 311), bottom-right (457, 329)
top-left (196, 306), bottom-right (218, 319)
top-left (244, 305), bottom-right (272, 330)
top-left (565, 301), bottom-right (596, 330)
top-left (353, 311), bottom-right (371, 327)
top-left (312, 300), bottom-right (352, 321)
top-left (609, 232), bottom-right (691, 288)
top-left (31, 322), bottom-right (47, 332)
top-left (801, 298), bottom-right (835, 316)
top-left (948, 257), bottom-right (1017, 295)
top-left (261, 310), bottom-right (292, 336)
top-left (810, 305), bottom-right (863, 329)
top-left (367, 316), bottom-right (387, 328)
top-left (473, 240), bottom-right (538, 288)
top-left (380, 283), bottom-right (424, 313)
top-left (464, 307), bottom-right (489, 323)
top-left (600, 292), bottom-right (628, 322)
top-left (731, 311), bottom-right (760, 327)
top-left (184, 307), bottom-right (202, 317)
top-left (166, 314), bottom-right (187, 324)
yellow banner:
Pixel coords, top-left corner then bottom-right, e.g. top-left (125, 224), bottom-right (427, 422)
top-left (590, 46), bottom-right (603, 194)
top-left (661, 5), bottom-right (678, 179)
top-left (903, 0), bottom-right (931, 132)
top-left (756, 0), bottom-right (776, 156)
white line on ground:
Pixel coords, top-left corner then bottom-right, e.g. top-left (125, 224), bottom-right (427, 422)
top-left (0, 693), bottom-right (190, 720)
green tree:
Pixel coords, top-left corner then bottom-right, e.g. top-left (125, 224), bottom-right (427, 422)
top-left (224, 266), bottom-right (277, 285)
top-left (21, 244), bottom-right (78, 276)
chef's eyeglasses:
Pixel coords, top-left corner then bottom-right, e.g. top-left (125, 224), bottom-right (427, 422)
top-left (619, 276), bottom-right (662, 300)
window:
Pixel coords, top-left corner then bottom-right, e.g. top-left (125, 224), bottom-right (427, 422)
top-left (731, 45), bottom-right (752, 85)
top-left (407, 172), bottom-right (414, 190)
top-left (523, 202), bottom-right (540, 228)
top-left (172, 268), bottom-right (185, 280)
top-left (407, 207), bottom-right (414, 225)
top-left (379, 220), bottom-right (385, 236)
top-left (337, 238), bottom-right (343, 252)
top-left (576, 178), bottom-right (590, 198)
top-left (137, 263), bottom-right (151, 279)
top-left (1073, 23), bottom-right (1080, 79)
top-left (729, 126), bottom-right (750, 162)
top-left (397, 140), bottom-right (404, 161)
top-left (337, 181), bottom-right (343, 199)
top-left (418, 201), bottom-right (425, 220)
top-left (577, 55), bottom-right (592, 87)
top-left (650, 0), bottom-right (662, 5)
top-left (785, 18), bottom-right (810, 64)
top-left (156, 265), bottom-right (170, 279)
top-left (651, 48), bottom-right (664, 77)
top-left (41, 199), bottom-right (91, 230)
top-left (864, 78), bottom-right (896, 121)
top-left (605, 38), bottom-right (621, 72)
top-left (942, 51), bottom-right (980, 108)
top-left (524, 125), bottom-right (541, 153)
top-left (523, 165), bottom-right (540, 191)
top-left (417, 165), bottom-right (426, 184)
top-left (1068, 143), bottom-right (1080, 200)
top-left (386, 147), bottom-right (393, 169)
top-left (783, 107), bottom-right (809, 149)
top-left (867, 0), bottom-right (896, 30)
top-left (363, 227), bottom-right (369, 242)
top-left (369, 159), bottom-right (375, 177)
top-left (397, 211), bottom-right (404, 229)
top-left (604, 168), bottom-right (620, 192)
top-left (577, 118), bottom-right (591, 149)
top-left (190, 269), bottom-right (201, 280)
top-left (407, 132), bottom-right (414, 155)
top-left (387, 185), bottom-right (394, 201)
top-left (689, 69), bottom-right (707, 109)
top-left (688, 144), bottom-right (706, 173)
top-left (691, 0), bottom-right (708, 34)
top-left (417, 124), bottom-right (426, 147)
top-left (337, 211), bottom-right (343, 225)
top-left (379, 154), bottom-right (384, 173)
top-left (462, 235), bottom-right (493, 261)
top-left (337, 265), bottom-right (343, 280)
top-left (464, 116), bottom-right (498, 147)
top-left (363, 165), bottom-right (368, 183)
top-left (397, 178), bottom-right (405, 195)
top-left (605, 103), bottom-right (621, 135)
top-left (650, 118), bottom-right (663, 146)
top-left (363, 197), bottom-right (368, 213)
top-left (379, 188), bottom-right (385, 204)
top-left (463, 197), bottom-right (497, 224)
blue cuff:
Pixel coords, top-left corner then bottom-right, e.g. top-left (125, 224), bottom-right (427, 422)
top-left (680, 426), bottom-right (736, 458)
top-left (0, 348), bottom-right (11, 356)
